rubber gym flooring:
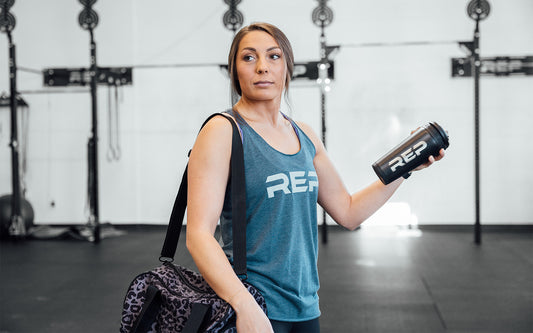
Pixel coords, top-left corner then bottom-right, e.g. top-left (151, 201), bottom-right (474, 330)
top-left (1, 225), bottom-right (532, 332)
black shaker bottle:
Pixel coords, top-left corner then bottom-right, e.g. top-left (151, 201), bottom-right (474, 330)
top-left (372, 122), bottom-right (449, 185)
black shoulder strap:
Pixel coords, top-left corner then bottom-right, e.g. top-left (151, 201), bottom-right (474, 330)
top-left (159, 113), bottom-right (247, 277)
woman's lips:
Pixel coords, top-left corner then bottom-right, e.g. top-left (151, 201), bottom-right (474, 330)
top-left (254, 81), bottom-right (274, 87)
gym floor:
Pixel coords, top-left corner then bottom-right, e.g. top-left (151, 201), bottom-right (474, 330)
top-left (1, 225), bottom-right (531, 333)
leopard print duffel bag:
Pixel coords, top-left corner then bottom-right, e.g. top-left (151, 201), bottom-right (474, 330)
top-left (120, 262), bottom-right (266, 332)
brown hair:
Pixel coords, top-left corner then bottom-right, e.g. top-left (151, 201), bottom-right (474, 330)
top-left (227, 22), bottom-right (294, 96)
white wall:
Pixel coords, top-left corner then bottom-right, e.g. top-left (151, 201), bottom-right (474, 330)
top-left (0, 0), bottom-right (532, 225)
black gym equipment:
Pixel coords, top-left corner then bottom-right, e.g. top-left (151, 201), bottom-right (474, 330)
top-left (468, 0), bottom-right (490, 245)
top-left (315, 1), bottom-right (525, 245)
top-left (27, 1), bottom-right (131, 242)
top-left (0, 194), bottom-right (33, 239)
top-left (222, 0), bottom-right (243, 34)
top-left (0, 0), bottom-right (34, 240)
top-left (312, 0), bottom-right (339, 244)
top-left (453, 2), bottom-right (532, 243)
top-left (461, 0), bottom-right (491, 245)
top-left (223, 0), bottom-right (244, 105)
top-left (79, 0), bottom-right (101, 243)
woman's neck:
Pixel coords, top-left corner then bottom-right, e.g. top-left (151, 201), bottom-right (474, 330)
top-left (233, 97), bottom-right (283, 126)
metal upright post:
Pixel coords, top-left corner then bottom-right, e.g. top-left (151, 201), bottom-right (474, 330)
top-left (473, 21), bottom-right (481, 244)
top-left (320, 90), bottom-right (328, 244)
top-left (1, 0), bottom-right (27, 238)
top-left (79, 0), bottom-right (101, 243)
top-left (319, 33), bottom-right (328, 245)
top-left (313, 0), bottom-right (334, 244)
top-left (466, 0), bottom-right (490, 245)
top-left (7, 31), bottom-right (25, 238)
top-left (88, 28), bottom-right (100, 243)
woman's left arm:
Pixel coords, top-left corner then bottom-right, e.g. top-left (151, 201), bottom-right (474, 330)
top-left (297, 122), bottom-right (444, 230)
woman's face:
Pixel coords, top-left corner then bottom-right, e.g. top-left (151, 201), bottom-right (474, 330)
top-left (235, 30), bottom-right (287, 103)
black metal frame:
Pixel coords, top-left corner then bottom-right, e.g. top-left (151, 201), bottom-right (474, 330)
top-left (467, 0), bottom-right (490, 245)
top-left (79, 0), bottom-right (101, 243)
top-left (1, 0), bottom-right (28, 238)
top-left (313, 0), bottom-right (337, 244)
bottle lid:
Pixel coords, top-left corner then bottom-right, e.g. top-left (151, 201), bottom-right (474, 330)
top-left (429, 122), bottom-right (449, 149)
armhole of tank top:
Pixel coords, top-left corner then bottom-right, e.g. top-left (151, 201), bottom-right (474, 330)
top-left (223, 110), bottom-right (244, 141)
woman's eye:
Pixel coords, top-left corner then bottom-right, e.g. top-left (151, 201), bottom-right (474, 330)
top-left (271, 54), bottom-right (281, 60)
top-left (243, 55), bottom-right (255, 61)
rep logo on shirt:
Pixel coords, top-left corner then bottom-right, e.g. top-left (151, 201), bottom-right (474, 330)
top-left (265, 171), bottom-right (318, 198)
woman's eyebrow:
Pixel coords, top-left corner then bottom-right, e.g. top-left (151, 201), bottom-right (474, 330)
top-left (240, 46), bottom-right (281, 52)
top-left (240, 47), bottom-right (257, 53)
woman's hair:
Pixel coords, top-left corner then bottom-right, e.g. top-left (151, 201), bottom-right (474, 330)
top-left (227, 22), bottom-right (294, 97)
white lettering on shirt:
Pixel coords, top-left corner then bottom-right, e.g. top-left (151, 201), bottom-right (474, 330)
top-left (266, 171), bottom-right (318, 198)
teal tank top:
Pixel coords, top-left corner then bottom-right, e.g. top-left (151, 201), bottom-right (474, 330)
top-left (220, 110), bottom-right (321, 321)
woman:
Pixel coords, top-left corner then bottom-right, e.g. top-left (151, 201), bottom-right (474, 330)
top-left (186, 22), bottom-right (444, 333)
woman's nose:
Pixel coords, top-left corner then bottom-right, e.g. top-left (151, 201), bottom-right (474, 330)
top-left (256, 57), bottom-right (268, 74)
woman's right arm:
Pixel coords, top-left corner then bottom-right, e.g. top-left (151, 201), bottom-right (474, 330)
top-left (186, 116), bottom-right (273, 333)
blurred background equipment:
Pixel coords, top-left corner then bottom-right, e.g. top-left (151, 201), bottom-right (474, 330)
top-left (0, 0), bottom-right (33, 240)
